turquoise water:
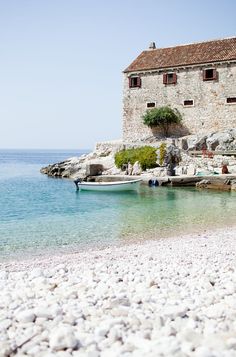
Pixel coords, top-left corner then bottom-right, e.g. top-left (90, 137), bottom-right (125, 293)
top-left (0, 150), bottom-right (236, 260)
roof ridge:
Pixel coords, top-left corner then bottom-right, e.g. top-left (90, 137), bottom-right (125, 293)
top-left (144, 36), bottom-right (236, 52)
top-left (124, 37), bottom-right (236, 73)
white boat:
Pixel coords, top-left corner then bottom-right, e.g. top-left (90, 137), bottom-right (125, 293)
top-left (74, 179), bottom-right (142, 192)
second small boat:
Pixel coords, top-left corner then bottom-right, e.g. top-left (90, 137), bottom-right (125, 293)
top-left (74, 179), bottom-right (142, 192)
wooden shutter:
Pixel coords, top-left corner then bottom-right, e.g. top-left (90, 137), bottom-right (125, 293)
top-left (203, 69), bottom-right (217, 81)
top-left (173, 73), bottom-right (177, 84)
top-left (137, 77), bottom-right (141, 87)
top-left (163, 73), bottom-right (167, 84)
top-left (129, 77), bottom-right (132, 88)
top-left (203, 69), bottom-right (207, 81)
top-left (212, 69), bottom-right (217, 80)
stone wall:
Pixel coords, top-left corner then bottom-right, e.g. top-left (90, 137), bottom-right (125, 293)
top-left (95, 140), bottom-right (124, 154)
top-left (95, 138), bottom-right (176, 153)
top-left (123, 62), bottom-right (236, 142)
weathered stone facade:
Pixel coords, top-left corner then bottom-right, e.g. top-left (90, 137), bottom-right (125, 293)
top-left (123, 39), bottom-right (236, 142)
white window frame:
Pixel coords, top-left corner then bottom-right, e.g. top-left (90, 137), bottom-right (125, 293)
top-left (225, 97), bottom-right (236, 105)
top-left (183, 99), bottom-right (194, 107)
top-left (146, 101), bottom-right (156, 108)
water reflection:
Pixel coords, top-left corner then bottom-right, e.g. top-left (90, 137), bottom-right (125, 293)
top-left (0, 177), bottom-right (236, 258)
top-left (116, 186), bottom-right (236, 243)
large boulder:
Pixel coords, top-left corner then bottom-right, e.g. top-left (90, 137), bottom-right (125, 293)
top-left (40, 157), bottom-right (83, 178)
top-left (41, 151), bottom-right (116, 179)
top-left (164, 144), bottom-right (182, 165)
top-left (164, 144), bottom-right (182, 176)
top-left (86, 164), bottom-right (103, 176)
top-left (206, 129), bottom-right (236, 151)
top-left (180, 129), bottom-right (236, 151)
top-left (181, 134), bottom-right (207, 151)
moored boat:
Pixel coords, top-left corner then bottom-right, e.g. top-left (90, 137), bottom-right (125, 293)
top-left (74, 179), bottom-right (142, 192)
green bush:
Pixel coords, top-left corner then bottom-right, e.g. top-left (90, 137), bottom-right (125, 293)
top-left (115, 146), bottom-right (157, 171)
top-left (142, 106), bottom-right (182, 136)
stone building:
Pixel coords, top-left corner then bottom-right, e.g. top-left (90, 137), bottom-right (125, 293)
top-left (123, 37), bottom-right (236, 142)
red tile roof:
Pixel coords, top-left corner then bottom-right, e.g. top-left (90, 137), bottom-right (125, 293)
top-left (124, 37), bottom-right (236, 73)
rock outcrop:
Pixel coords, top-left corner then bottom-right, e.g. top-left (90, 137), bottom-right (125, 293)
top-left (41, 130), bottom-right (236, 180)
top-left (164, 143), bottom-right (182, 176)
top-left (181, 129), bottom-right (236, 151)
top-left (40, 151), bottom-right (116, 180)
top-left (40, 157), bottom-right (84, 178)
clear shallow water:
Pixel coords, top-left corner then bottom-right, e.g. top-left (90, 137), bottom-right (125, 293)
top-left (0, 149), bottom-right (236, 260)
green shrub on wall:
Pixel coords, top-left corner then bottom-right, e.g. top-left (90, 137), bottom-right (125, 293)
top-left (115, 146), bottom-right (157, 171)
top-left (142, 106), bottom-right (182, 136)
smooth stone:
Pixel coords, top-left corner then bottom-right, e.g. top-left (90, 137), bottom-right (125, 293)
top-left (204, 303), bottom-right (226, 319)
top-left (110, 307), bottom-right (129, 317)
top-left (179, 328), bottom-right (202, 347)
top-left (194, 346), bottom-right (217, 357)
top-left (94, 326), bottom-right (108, 338)
top-left (29, 268), bottom-right (44, 279)
top-left (0, 342), bottom-right (12, 357)
top-left (0, 271), bottom-right (8, 279)
top-left (109, 297), bottom-right (130, 308)
top-left (162, 305), bottom-right (188, 319)
top-left (34, 307), bottom-right (54, 320)
top-left (226, 337), bottom-right (236, 349)
top-left (0, 319), bottom-right (12, 330)
top-left (15, 310), bottom-right (36, 323)
top-left (54, 352), bottom-right (72, 357)
top-left (49, 325), bottom-right (79, 351)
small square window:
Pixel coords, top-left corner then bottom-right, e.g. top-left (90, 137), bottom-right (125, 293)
top-left (183, 100), bottom-right (194, 106)
top-left (147, 102), bottom-right (156, 108)
top-left (163, 73), bottom-right (177, 85)
top-left (203, 68), bottom-right (217, 81)
top-left (205, 69), bottom-right (214, 79)
top-left (167, 73), bottom-right (174, 83)
top-left (129, 76), bottom-right (141, 88)
top-left (226, 97), bottom-right (236, 104)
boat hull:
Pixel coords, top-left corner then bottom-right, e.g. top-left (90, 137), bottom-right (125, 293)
top-left (77, 179), bottom-right (141, 192)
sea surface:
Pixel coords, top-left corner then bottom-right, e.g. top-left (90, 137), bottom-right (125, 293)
top-left (0, 149), bottom-right (236, 261)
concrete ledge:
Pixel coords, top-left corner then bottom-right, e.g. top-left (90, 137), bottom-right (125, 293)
top-left (92, 173), bottom-right (236, 187)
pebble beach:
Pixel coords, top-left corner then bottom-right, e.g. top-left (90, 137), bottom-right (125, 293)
top-left (1, 227), bottom-right (236, 356)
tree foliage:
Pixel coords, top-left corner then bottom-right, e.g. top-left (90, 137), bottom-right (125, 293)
top-left (159, 142), bottom-right (167, 166)
top-left (142, 106), bottom-right (182, 136)
top-left (115, 146), bottom-right (157, 171)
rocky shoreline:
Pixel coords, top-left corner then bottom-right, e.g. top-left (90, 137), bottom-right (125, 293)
top-left (40, 130), bottom-right (236, 185)
top-left (1, 227), bottom-right (236, 356)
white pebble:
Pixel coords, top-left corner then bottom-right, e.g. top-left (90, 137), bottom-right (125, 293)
top-left (49, 325), bottom-right (79, 351)
top-left (15, 310), bottom-right (36, 323)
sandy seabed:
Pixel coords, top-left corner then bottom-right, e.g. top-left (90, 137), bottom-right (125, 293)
top-left (1, 227), bottom-right (236, 356)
